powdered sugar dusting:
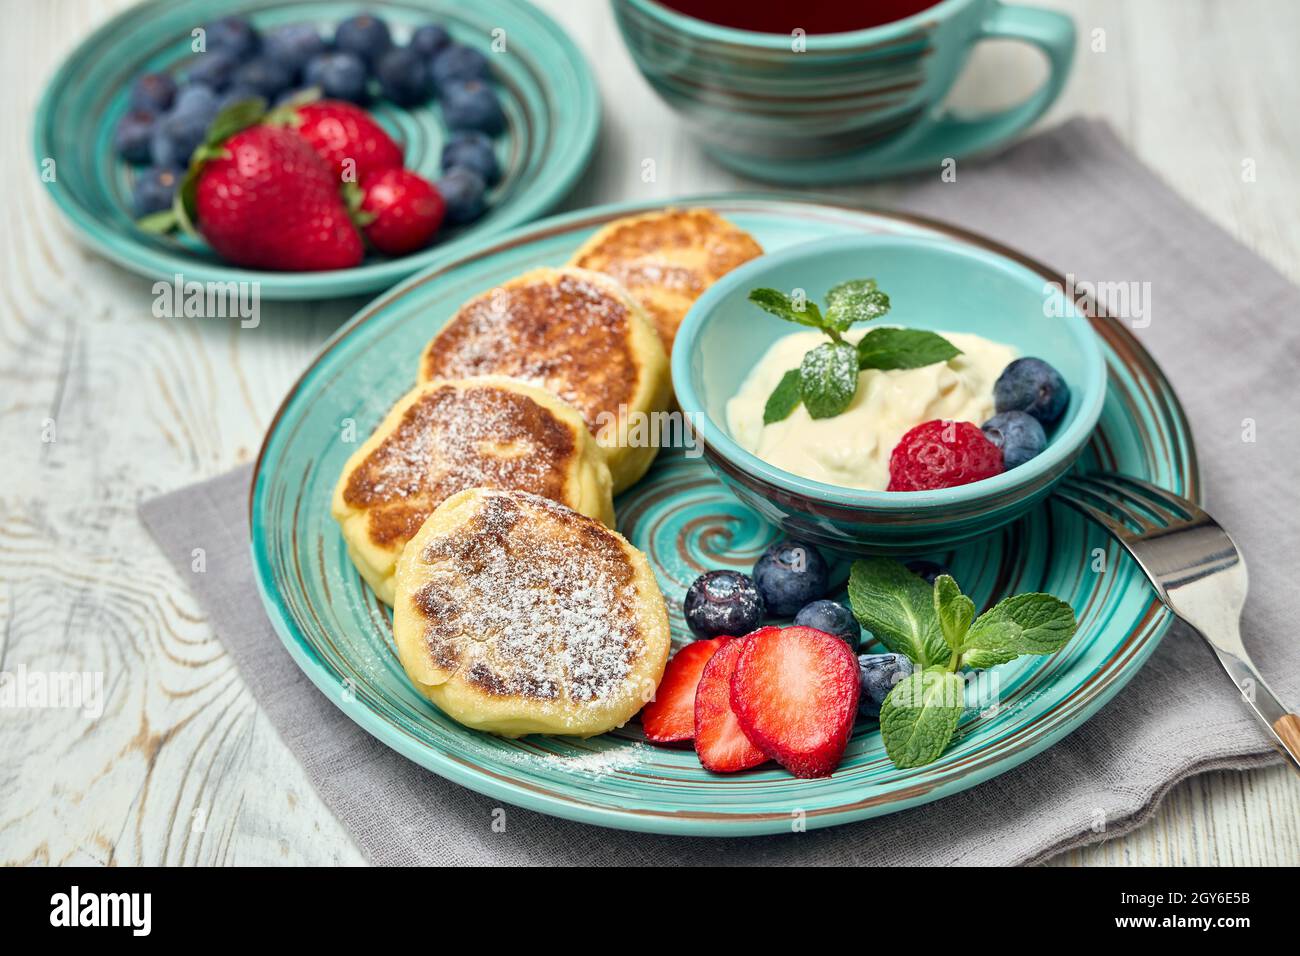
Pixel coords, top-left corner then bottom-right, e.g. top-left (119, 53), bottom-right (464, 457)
top-left (423, 271), bottom-right (638, 430)
top-left (343, 382), bottom-right (577, 547)
top-left (415, 490), bottom-right (646, 710)
top-left (497, 740), bottom-right (651, 780)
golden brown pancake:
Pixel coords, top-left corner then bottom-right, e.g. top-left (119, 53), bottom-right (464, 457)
top-left (419, 267), bottom-right (672, 494)
top-left (332, 376), bottom-right (614, 604)
top-left (392, 488), bottom-right (671, 737)
top-left (568, 208), bottom-right (764, 356)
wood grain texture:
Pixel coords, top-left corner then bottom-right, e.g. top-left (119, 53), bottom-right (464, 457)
top-left (1, 0), bottom-right (1297, 867)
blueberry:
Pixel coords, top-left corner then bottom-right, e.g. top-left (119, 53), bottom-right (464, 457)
top-left (182, 50), bottom-right (239, 91)
top-left (904, 559), bottom-right (951, 586)
top-left (173, 83), bottom-right (220, 119)
top-left (150, 104), bottom-right (214, 169)
top-left (981, 410), bottom-right (1047, 469)
top-left (752, 538), bottom-right (829, 616)
top-left (232, 57), bottom-right (293, 100)
top-left (410, 23), bottom-right (452, 58)
top-left (129, 72), bottom-right (176, 113)
top-left (431, 44), bottom-right (491, 90)
top-left (204, 16), bottom-right (260, 60)
top-left (683, 570), bottom-right (766, 639)
top-left (335, 14), bottom-right (392, 65)
top-left (132, 166), bottom-right (181, 217)
top-left (437, 167), bottom-right (487, 224)
top-left (261, 23), bottom-right (327, 77)
top-left (793, 599), bottom-right (860, 651)
top-left (375, 47), bottom-right (432, 105)
top-left (441, 80), bottom-right (504, 134)
top-left (441, 131), bottom-right (500, 184)
top-left (303, 51), bottom-right (369, 103)
top-left (994, 357), bottom-right (1069, 425)
top-left (113, 109), bottom-right (156, 164)
top-left (857, 653), bottom-right (914, 719)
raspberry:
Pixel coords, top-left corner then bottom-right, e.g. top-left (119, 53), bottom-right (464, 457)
top-left (887, 420), bottom-right (1003, 491)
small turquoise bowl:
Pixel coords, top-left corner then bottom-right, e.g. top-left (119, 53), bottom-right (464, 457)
top-left (672, 234), bottom-right (1107, 553)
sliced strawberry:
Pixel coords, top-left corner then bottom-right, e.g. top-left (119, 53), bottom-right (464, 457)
top-left (731, 626), bottom-right (859, 779)
top-left (641, 637), bottom-right (731, 743)
top-left (694, 632), bottom-right (771, 773)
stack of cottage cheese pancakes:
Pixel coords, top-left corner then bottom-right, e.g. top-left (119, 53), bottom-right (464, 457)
top-left (331, 208), bottom-right (763, 737)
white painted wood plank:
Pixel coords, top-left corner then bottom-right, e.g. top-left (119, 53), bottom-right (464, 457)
top-left (0, 0), bottom-right (1295, 867)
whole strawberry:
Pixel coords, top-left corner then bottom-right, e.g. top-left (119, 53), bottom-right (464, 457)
top-left (359, 168), bottom-right (445, 255)
top-left (288, 100), bottom-right (403, 184)
top-left (193, 124), bottom-right (364, 271)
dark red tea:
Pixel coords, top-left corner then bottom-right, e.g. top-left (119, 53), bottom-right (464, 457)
top-left (656, 0), bottom-right (942, 35)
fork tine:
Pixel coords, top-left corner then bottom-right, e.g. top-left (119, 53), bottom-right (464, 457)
top-left (1105, 473), bottom-right (1209, 521)
top-left (1054, 488), bottom-right (1139, 542)
top-left (1081, 475), bottom-right (1183, 527)
top-left (1061, 477), bottom-right (1159, 534)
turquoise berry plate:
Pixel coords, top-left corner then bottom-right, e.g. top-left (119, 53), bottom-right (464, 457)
top-left (250, 195), bottom-right (1198, 836)
top-left (32, 0), bottom-right (599, 299)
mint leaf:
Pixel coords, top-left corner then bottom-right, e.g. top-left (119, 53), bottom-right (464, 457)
top-left (959, 593), bottom-right (1077, 669)
top-left (857, 327), bottom-right (961, 370)
top-left (847, 558), bottom-right (949, 667)
top-left (956, 619), bottom-right (1023, 669)
top-left (933, 574), bottom-right (974, 655)
top-left (977, 593), bottom-right (1077, 654)
top-left (748, 288), bottom-right (825, 330)
top-left (799, 341), bottom-right (859, 419)
top-left (880, 669), bottom-right (966, 769)
top-left (824, 279), bottom-right (890, 331)
top-left (763, 368), bottom-right (802, 424)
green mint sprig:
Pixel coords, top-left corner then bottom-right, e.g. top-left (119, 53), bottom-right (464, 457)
top-left (750, 280), bottom-right (961, 423)
top-left (847, 558), bottom-right (1078, 769)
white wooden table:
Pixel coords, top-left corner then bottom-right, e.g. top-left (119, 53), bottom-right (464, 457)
top-left (2, 0), bottom-right (1297, 866)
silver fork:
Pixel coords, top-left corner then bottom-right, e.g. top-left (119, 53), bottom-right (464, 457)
top-left (1055, 472), bottom-right (1300, 773)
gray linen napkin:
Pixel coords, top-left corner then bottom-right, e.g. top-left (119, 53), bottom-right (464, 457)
top-left (141, 119), bottom-right (1299, 865)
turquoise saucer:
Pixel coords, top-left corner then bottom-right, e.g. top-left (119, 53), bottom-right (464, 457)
top-left (32, 0), bottom-right (598, 299)
top-left (250, 195), bottom-right (1198, 836)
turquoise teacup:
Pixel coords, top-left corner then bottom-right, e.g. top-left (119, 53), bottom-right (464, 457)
top-left (612, 0), bottom-right (1075, 183)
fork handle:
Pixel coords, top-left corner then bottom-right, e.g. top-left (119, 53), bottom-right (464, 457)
top-left (1207, 644), bottom-right (1300, 774)
top-left (1276, 715), bottom-right (1300, 760)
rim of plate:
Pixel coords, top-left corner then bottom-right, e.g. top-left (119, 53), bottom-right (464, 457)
top-left (31, 0), bottom-right (600, 298)
top-left (249, 194), bottom-right (1201, 835)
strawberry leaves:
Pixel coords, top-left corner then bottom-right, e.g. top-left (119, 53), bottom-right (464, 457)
top-left (147, 97), bottom-right (272, 236)
top-left (749, 280), bottom-right (960, 424)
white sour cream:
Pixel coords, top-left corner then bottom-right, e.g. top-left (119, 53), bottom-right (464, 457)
top-left (725, 330), bottom-right (1017, 492)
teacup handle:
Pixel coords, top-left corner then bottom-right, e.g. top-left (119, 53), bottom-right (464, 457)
top-left (920, 3), bottom-right (1077, 161)
top-left (773, 3), bottom-right (1075, 182)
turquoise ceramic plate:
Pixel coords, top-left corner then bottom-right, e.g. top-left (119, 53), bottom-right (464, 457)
top-left (251, 196), bottom-right (1199, 836)
top-left (32, 0), bottom-right (598, 299)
